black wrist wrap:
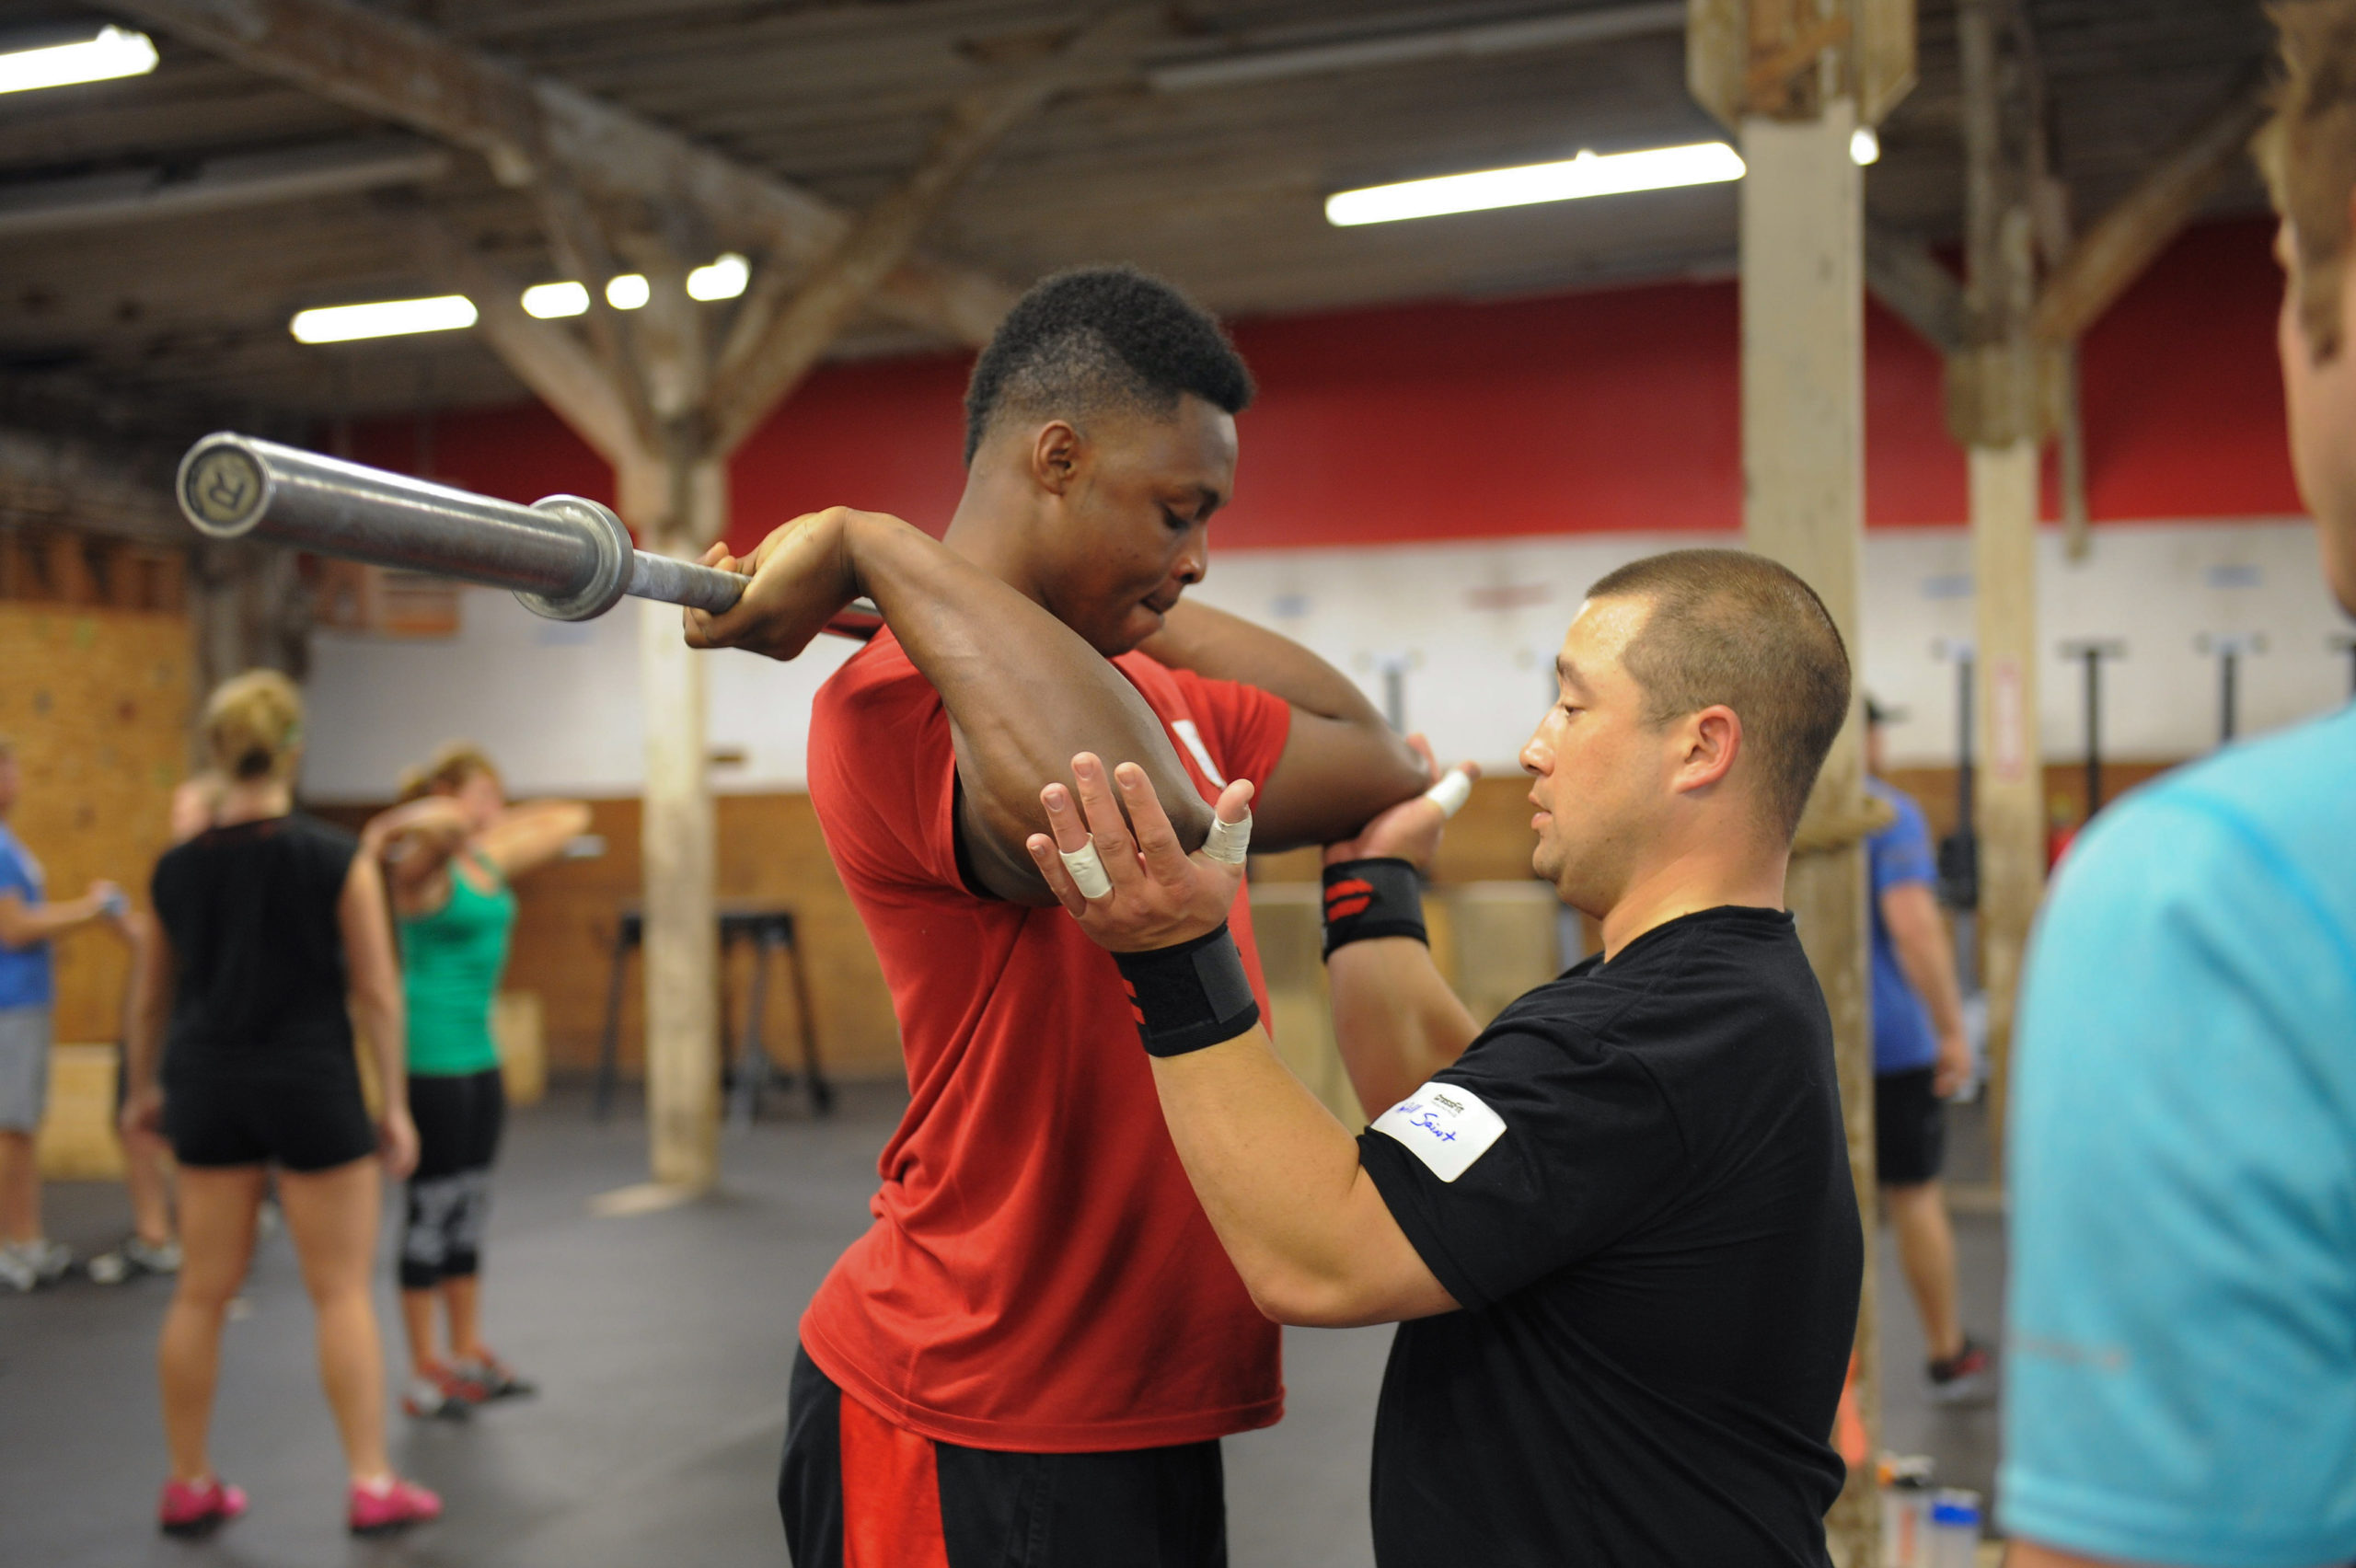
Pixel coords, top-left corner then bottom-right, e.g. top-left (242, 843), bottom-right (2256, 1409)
top-left (1322, 858), bottom-right (1428, 960)
top-left (1112, 924), bottom-right (1262, 1057)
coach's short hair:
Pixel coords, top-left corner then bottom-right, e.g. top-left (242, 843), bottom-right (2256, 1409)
top-left (963, 267), bottom-right (1253, 464)
top-left (1586, 549), bottom-right (1851, 841)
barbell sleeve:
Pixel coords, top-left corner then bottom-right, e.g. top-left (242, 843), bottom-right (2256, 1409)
top-left (177, 432), bottom-right (872, 631)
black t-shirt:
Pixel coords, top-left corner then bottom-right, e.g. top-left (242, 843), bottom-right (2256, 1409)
top-left (151, 813), bottom-right (360, 1076)
top-left (1358, 905), bottom-right (1861, 1568)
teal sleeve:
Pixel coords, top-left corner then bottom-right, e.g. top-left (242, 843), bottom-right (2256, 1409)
top-left (2000, 793), bottom-right (2356, 1567)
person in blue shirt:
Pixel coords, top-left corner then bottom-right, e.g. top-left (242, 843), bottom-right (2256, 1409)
top-left (1863, 702), bottom-right (1990, 1402)
top-left (2002, 6), bottom-right (2356, 1565)
top-left (0, 732), bottom-right (131, 1293)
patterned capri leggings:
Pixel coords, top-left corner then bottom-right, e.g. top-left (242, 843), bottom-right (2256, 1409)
top-left (401, 1067), bottom-right (505, 1292)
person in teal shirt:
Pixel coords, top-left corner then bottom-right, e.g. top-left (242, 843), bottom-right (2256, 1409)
top-left (2002, 8), bottom-right (2356, 1564)
top-left (365, 744), bottom-right (588, 1420)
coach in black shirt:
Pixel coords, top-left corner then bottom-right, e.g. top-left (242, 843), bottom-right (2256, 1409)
top-left (1027, 548), bottom-right (1863, 1567)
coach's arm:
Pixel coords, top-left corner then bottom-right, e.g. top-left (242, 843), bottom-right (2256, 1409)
top-left (1022, 752), bottom-right (1460, 1328)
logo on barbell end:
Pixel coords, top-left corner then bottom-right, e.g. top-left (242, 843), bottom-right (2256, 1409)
top-left (185, 447), bottom-right (263, 527)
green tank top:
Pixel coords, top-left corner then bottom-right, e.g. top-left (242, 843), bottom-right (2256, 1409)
top-left (398, 852), bottom-right (516, 1078)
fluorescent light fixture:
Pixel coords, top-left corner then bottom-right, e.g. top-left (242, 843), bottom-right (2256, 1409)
top-left (1851, 127), bottom-right (1880, 166)
top-left (687, 252), bottom-right (749, 302)
top-left (290, 294), bottom-right (477, 344)
top-left (605, 272), bottom-right (650, 310)
top-left (1325, 141), bottom-right (1745, 226)
top-left (0, 25), bottom-right (157, 96)
top-left (521, 281), bottom-right (589, 318)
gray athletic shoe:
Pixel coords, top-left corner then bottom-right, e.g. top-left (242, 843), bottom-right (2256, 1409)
top-left (0, 1245), bottom-right (35, 1293)
top-left (88, 1236), bottom-right (181, 1285)
top-left (21, 1239), bottom-right (71, 1285)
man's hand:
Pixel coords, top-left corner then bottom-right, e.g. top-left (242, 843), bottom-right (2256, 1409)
top-left (1934, 1032), bottom-right (1973, 1099)
top-left (682, 506), bottom-right (877, 662)
top-left (1025, 752), bottom-right (1253, 952)
top-left (1322, 734), bottom-right (1478, 872)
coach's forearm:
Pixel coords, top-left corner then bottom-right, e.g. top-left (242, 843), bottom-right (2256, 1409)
top-left (1150, 1029), bottom-right (1451, 1328)
top-left (1327, 938), bottom-right (1482, 1119)
top-left (847, 513), bottom-right (1210, 882)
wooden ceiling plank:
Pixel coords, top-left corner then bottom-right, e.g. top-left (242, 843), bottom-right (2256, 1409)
top-left (98, 0), bottom-right (1017, 346)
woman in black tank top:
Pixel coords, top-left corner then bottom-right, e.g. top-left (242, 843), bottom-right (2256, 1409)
top-left (122, 672), bottom-right (442, 1539)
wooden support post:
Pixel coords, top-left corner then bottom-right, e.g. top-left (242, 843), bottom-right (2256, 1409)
top-left (1738, 99), bottom-right (1879, 1568)
top-left (1969, 441), bottom-right (2040, 1155)
top-left (1955, 0), bottom-right (2043, 1174)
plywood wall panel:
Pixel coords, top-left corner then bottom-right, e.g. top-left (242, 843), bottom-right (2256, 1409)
top-left (0, 606), bottom-right (192, 1043)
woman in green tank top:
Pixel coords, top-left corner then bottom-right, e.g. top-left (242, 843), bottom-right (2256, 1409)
top-left (363, 744), bottom-right (588, 1420)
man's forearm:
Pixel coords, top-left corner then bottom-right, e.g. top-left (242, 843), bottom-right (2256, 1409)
top-left (1328, 938), bottom-right (1482, 1118)
top-left (1151, 1028), bottom-right (1452, 1327)
top-left (1143, 600), bottom-right (1389, 725)
top-left (1888, 886), bottom-right (1967, 1039)
top-left (847, 514), bottom-right (1210, 884)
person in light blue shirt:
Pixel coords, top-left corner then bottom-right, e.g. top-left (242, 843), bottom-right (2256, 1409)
top-left (2002, 8), bottom-right (2356, 1565)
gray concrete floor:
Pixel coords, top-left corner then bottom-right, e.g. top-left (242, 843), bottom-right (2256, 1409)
top-left (1, 1084), bottom-right (2000, 1566)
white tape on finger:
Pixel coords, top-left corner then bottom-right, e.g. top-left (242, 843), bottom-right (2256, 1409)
top-left (1423, 768), bottom-right (1473, 819)
top-left (1060, 840), bottom-right (1114, 899)
top-left (1203, 809), bottom-right (1253, 866)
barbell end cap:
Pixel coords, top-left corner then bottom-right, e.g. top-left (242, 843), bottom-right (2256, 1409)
top-left (176, 432), bottom-right (273, 539)
top-left (514, 495), bottom-right (631, 622)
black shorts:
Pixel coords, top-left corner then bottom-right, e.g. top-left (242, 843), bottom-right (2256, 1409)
top-left (165, 1060), bottom-right (377, 1173)
top-left (780, 1343), bottom-right (1228, 1568)
top-left (1875, 1066), bottom-right (1947, 1187)
top-left (400, 1068), bottom-right (507, 1290)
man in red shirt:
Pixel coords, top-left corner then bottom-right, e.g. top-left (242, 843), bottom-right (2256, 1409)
top-left (687, 267), bottom-right (1427, 1565)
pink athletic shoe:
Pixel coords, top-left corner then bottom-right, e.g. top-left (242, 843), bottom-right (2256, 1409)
top-left (158, 1476), bottom-right (248, 1538)
top-left (347, 1475), bottom-right (442, 1536)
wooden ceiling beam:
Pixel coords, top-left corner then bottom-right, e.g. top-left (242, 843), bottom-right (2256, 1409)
top-left (1865, 222), bottom-right (1965, 356)
top-left (2034, 75), bottom-right (2270, 344)
top-left (408, 218), bottom-right (639, 470)
top-left (0, 425), bottom-right (187, 548)
top-left (707, 11), bottom-right (1147, 455)
top-left (99, 0), bottom-right (1017, 348)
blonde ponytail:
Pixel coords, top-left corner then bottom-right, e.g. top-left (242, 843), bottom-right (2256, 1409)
top-left (202, 670), bottom-right (305, 783)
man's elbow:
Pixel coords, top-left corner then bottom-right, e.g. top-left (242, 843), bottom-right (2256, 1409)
top-left (1242, 1263), bottom-right (1392, 1329)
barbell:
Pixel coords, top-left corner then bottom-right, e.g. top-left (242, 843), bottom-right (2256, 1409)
top-left (175, 432), bottom-right (881, 638)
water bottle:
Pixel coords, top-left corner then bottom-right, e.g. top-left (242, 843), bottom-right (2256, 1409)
top-left (1879, 1477), bottom-right (1932, 1566)
top-left (1925, 1488), bottom-right (1982, 1568)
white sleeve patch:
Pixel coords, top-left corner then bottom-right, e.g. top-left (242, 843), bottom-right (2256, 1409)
top-left (1371, 1081), bottom-right (1507, 1182)
top-left (1169, 719), bottom-right (1227, 788)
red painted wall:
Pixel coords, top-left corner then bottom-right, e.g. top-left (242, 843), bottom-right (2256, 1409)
top-left (354, 216), bottom-right (2300, 554)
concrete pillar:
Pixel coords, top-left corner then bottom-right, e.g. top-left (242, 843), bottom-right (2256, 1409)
top-left (1738, 99), bottom-right (1880, 1568)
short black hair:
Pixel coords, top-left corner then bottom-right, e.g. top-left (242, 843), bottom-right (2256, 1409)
top-left (1586, 549), bottom-right (1852, 842)
top-left (963, 266), bottom-right (1254, 465)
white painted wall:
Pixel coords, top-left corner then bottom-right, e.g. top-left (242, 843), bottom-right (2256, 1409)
top-left (300, 520), bottom-right (2352, 801)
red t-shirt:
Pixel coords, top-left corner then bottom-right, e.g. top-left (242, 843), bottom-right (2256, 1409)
top-left (801, 628), bottom-right (1295, 1452)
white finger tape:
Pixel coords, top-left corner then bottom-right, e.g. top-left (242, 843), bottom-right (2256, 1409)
top-left (1423, 768), bottom-right (1473, 820)
top-left (1060, 840), bottom-right (1114, 899)
top-left (1203, 809), bottom-right (1253, 866)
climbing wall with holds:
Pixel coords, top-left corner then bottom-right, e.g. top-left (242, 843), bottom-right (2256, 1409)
top-left (0, 605), bottom-right (191, 1043)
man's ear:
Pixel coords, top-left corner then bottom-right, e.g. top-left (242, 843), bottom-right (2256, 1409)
top-left (1673, 705), bottom-right (1742, 795)
top-left (1030, 421), bottom-right (1083, 496)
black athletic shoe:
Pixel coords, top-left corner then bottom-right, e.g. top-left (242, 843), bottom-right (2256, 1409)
top-left (1928, 1337), bottom-right (1996, 1405)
